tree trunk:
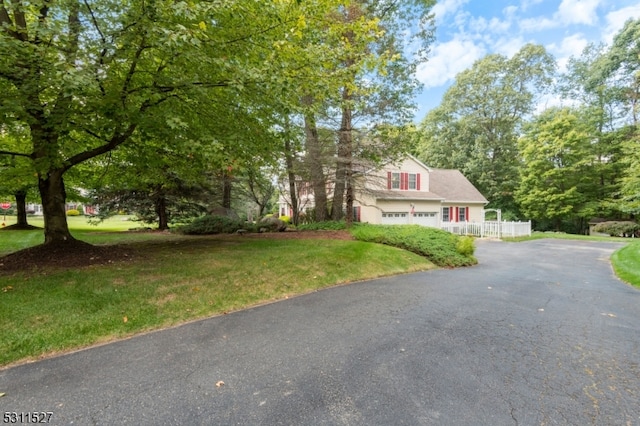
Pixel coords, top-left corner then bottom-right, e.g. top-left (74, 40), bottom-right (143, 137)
top-left (332, 90), bottom-right (353, 221)
top-left (304, 110), bottom-right (328, 222)
top-left (345, 171), bottom-right (354, 228)
top-left (284, 137), bottom-right (300, 225)
top-left (38, 170), bottom-right (75, 244)
top-left (14, 189), bottom-right (29, 227)
top-left (222, 170), bottom-right (232, 210)
top-left (155, 195), bottom-right (169, 230)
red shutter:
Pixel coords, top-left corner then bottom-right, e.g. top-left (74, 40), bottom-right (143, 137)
top-left (402, 173), bottom-right (408, 190)
top-left (455, 207), bottom-right (459, 222)
top-left (387, 172), bottom-right (392, 190)
top-left (416, 174), bottom-right (421, 191)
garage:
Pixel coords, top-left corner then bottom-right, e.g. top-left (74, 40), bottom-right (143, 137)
top-left (412, 212), bottom-right (439, 227)
top-left (381, 212), bottom-right (409, 225)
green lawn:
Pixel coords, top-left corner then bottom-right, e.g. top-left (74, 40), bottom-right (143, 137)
top-left (0, 215), bottom-right (176, 255)
top-left (0, 222), bottom-right (435, 367)
top-left (612, 241), bottom-right (640, 289)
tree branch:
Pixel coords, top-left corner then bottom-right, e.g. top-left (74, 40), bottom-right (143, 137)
top-left (0, 149), bottom-right (32, 158)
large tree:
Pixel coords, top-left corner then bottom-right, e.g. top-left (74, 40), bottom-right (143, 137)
top-left (0, 0), bottom-right (326, 245)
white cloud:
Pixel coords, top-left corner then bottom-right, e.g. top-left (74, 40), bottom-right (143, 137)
top-left (520, 0), bottom-right (544, 11)
top-left (547, 33), bottom-right (589, 72)
top-left (519, 16), bottom-right (558, 32)
top-left (416, 38), bottom-right (486, 89)
top-left (556, 0), bottom-right (602, 26)
top-left (494, 36), bottom-right (527, 57)
top-left (603, 4), bottom-right (640, 43)
top-left (432, 0), bottom-right (469, 21)
top-left (520, 0), bottom-right (602, 32)
top-left (468, 16), bottom-right (512, 34)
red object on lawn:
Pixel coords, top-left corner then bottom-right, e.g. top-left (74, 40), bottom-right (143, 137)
top-left (0, 202), bottom-right (10, 210)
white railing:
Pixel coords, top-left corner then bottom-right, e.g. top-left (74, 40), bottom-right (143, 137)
top-left (440, 221), bottom-right (531, 238)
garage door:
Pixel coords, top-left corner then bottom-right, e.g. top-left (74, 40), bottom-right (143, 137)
top-left (381, 212), bottom-right (409, 225)
top-left (412, 212), bottom-right (438, 227)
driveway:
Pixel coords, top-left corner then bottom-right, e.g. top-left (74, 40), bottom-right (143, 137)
top-left (1, 239), bottom-right (639, 425)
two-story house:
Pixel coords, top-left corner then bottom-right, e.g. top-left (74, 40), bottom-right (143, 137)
top-left (280, 154), bottom-right (488, 227)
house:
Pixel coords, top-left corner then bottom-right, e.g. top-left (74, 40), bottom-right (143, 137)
top-left (279, 154), bottom-right (488, 227)
top-left (353, 155), bottom-right (488, 226)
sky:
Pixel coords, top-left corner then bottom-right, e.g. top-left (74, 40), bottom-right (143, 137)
top-left (412, 0), bottom-right (640, 122)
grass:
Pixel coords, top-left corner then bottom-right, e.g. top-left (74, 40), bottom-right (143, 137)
top-left (611, 241), bottom-right (640, 289)
top-left (0, 221), bottom-right (436, 367)
top-left (0, 215), bottom-right (177, 255)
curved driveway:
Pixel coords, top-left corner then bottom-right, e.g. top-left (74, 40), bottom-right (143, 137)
top-left (1, 239), bottom-right (639, 425)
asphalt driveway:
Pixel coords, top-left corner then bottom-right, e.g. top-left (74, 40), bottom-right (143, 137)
top-left (1, 239), bottom-right (639, 425)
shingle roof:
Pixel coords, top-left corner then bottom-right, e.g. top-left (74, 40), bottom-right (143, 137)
top-left (428, 169), bottom-right (488, 203)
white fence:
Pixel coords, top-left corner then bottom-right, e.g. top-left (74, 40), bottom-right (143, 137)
top-left (440, 221), bottom-right (531, 238)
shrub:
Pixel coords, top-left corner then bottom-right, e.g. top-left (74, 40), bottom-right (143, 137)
top-left (178, 215), bottom-right (246, 235)
top-left (66, 209), bottom-right (81, 216)
top-left (593, 221), bottom-right (640, 237)
top-left (456, 236), bottom-right (475, 256)
top-left (279, 215), bottom-right (290, 224)
top-left (350, 224), bottom-right (476, 267)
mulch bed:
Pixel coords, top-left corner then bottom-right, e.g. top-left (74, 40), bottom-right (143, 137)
top-left (0, 230), bottom-right (353, 274)
top-left (0, 239), bottom-right (137, 274)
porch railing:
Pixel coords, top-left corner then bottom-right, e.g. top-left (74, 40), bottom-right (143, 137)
top-left (440, 221), bottom-right (531, 238)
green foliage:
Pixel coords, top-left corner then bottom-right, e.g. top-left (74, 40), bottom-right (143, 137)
top-left (592, 221), bottom-right (640, 237)
top-left (178, 215), bottom-right (248, 235)
top-left (516, 107), bottom-right (592, 229)
top-left (65, 209), bottom-right (81, 216)
top-left (417, 44), bottom-right (556, 215)
top-left (279, 215), bottom-right (291, 224)
top-left (456, 236), bottom-right (475, 257)
top-left (297, 221), bottom-right (348, 231)
top-left (350, 224), bottom-right (476, 267)
top-left (611, 242), bottom-right (640, 288)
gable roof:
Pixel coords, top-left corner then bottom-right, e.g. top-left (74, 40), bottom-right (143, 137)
top-left (368, 155), bottom-right (488, 204)
top-left (428, 169), bottom-right (488, 204)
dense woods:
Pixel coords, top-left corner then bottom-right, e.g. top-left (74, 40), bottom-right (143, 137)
top-left (417, 19), bottom-right (640, 233)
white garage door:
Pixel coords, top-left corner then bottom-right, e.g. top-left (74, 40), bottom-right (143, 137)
top-left (412, 212), bottom-right (438, 227)
top-left (381, 212), bottom-right (409, 225)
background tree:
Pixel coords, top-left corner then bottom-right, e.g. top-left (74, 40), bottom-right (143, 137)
top-left (417, 44), bottom-right (556, 218)
top-left (516, 108), bottom-right (592, 232)
top-left (0, 124), bottom-right (37, 228)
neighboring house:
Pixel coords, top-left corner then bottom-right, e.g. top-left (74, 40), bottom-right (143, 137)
top-left (279, 154), bottom-right (489, 227)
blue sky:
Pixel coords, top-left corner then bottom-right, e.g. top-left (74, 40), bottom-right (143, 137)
top-left (413, 0), bottom-right (640, 122)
